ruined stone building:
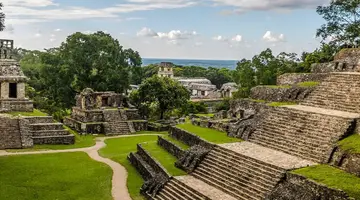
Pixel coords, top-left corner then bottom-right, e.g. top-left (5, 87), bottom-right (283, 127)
top-left (158, 62), bottom-right (174, 78)
top-left (0, 39), bottom-right (74, 150)
top-left (64, 88), bottom-right (147, 135)
top-left (220, 82), bottom-right (237, 98)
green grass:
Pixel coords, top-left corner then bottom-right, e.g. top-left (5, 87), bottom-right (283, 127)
top-left (195, 113), bottom-right (214, 118)
top-left (267, 102), bottom-right (297, 107)
top-left (0, 152), bottom-right (112, 200)
top-left (297, 81), bottom-right (320, 87)
top-left (99, 133), bottom-right (167, 200)
top-left (176, 123), bottom-right (242, 144)
top-left (141, 141), bottom-right (186, 176)
top-left (8, 109), bottom-right (48, 117)
top-left (162, 135), bottom-right (190, 150)
top-left (293, 165), bottom-right (360, 199)
top-left (338, 134), bottom-right (360, 153)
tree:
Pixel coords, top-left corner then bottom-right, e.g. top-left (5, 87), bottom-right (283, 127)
top-left (205, 67), bottom-right (233, 89)
top-left (316, 0), bottom-right (360, 47)
top-left (300, 44), bottom-right (338, 72)
top-left (134, 76), bottom-right (190, 119)
top-left (0, 3), bottom-right (5, 31)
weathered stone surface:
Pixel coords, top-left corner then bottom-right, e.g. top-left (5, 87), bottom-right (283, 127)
top-left (175, 145), bottom-right (211, 173)
top-left (137, 144), bottom-right (171, 177)
top-left (128, 152), bottom-right (155, 181)
top-left (214, 110), bottom-right (227, 120)
top-left (250, 85), bottom-right (315, 102)
top-left (19, 118), bottom-right (32, 148)
top-left (157, 136), bottom-right (185, 159)
top-left (32, 135), bottom-right (75, 145)
top-left (330, 148), bottom-right (360, 177)
top-left (0, 114), bottom-right (22, 149)
top-left (140, 173), bottom-right (169, 198)
top-left (170, 126), bottom-right (214, 149)
top-left (277, 73), bottom-right (328, 85)
top-left (266, 173), bottom-right (352, 200)
top-left (228, 114), bottom-right (260, 140)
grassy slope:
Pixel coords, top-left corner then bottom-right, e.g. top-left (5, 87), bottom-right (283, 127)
top-left (176, 123), bottom-right (242, 144)
top-left (338, 133), bottom-right (360, 153)
top-left (141, 141), bottom-right (186, 176)
top-left (267, 102), bottom-right (297, 107)
top-left (162, 135), bottom-right (190, 150)
top-left (297, 81), bottom-right (320, 87)
top-left (8, 109), bottom-right (48, 116)
top-left (0, 152), bottom-right (112, 200)
top-left (195, 113), bottom-right (215, 118)
top-left (293, 165), bottom-right (360, 199)
top-left (99, 134), bottom-right (166, 200)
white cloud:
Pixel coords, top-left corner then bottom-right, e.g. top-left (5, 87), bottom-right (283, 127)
top-left (2, 0), bottom-right (58, 7)
top-left (49, 38), bottom-right (56, 42)
top-left (137, 27), bottom-right (158, 37)
top-left (232, 34), bottom-right (243, 42)
top-left (82, 30), bottom-right (95, 34)
top-left (34, 33), bottom-right (42, 38)
top-left (212, 0), bottom-right (329, 13)
top-left (262, 31), bottom-right (285, 42)
top-left (195, 42), bottom-right (203, 46)
top-left (54, 28), bottom-right (61, 32)
top-left (157, 30), bottom-right (197, 40)
top-left (213, 35), bottom-right (227, 41)
top-left (167, 40), bottom-right (179, 45)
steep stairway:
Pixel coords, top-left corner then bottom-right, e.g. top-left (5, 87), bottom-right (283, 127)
top-left (153, 178), bottom-right (211, 200)
top-left (27, 116), bottom-right (74, 145)
top-left (302, 72), bottom-right (360, 113)
top-left (190, 145), bottom-right (288, 200)
top-left (248, 105), bottom-right (358, 163)
top-left (103, 110), bottom-right (135, 135)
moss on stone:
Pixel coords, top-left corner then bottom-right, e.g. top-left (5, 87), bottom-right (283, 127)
top-left (263, 85), bottom-right (292, 89)
top-left (249, 99), bottom-right (267, 103)
top-left (8, 109), bottom-right (48, 117)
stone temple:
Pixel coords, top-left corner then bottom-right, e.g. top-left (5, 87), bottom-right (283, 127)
top-left (0, 39), bottom-right (75, 150)
top-left (64, 88), bottom-right (147, 135)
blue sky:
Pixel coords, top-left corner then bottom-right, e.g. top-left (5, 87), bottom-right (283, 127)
top-left (0, 0), bottom-right (329, 60)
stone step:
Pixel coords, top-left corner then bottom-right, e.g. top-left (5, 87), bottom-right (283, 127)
top-left (24, 116), bottom-right (54, 124)
top-left (248, 138), bottom-right (325, 162)
top-left (198, 162), bottom-right (275, 193)
top-left (33, 135), bottom-right (75, 145)
top-left (213, 146), bottom-right (285, 172)
top-left (251, 131), bottom-right (330, 157)
top-left (31, 130), bottom-right (70, 137)
top-left (30, 123), bottom-right (64, 131)
top-left (167, 180), bottom-right (206, 200)
top-left (206, 152), bottom-right (282, 180)
top-left (192, 170), bottom-right (261, 200)
top-left (261, 119), bottom-right (341, 139)
top-left (161, 184), bottom-right (187, 200)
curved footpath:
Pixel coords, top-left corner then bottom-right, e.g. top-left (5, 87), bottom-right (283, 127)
top-left (0, 134), bottom-right (163, 200)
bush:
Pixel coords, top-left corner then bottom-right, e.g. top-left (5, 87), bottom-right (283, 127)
top-left (215, 98), bottom-right (230, 112)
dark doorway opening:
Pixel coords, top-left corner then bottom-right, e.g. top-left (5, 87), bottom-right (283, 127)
top-left (9, 83), bottom-right (17, 98)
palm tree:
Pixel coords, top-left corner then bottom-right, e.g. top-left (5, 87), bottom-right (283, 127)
top-left (0, 3), bottom-right (5, 31)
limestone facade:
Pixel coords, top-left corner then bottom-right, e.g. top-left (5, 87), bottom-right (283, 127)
top-left (157, 62), bottom-right (174, 78)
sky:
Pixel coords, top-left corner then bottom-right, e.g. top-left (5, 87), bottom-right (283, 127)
top-left (0, 0), bottom-right (330, 60)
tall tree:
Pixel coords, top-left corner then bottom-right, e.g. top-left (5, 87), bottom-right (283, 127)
top-left (134, 76), bottom-right (190, 119)
top-left (316, 0), bottom-right (360, 47)
top-left (0, 3), bottom-right (5, 31)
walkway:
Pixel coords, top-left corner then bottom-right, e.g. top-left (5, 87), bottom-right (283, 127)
top-left (0, 134), bottom-right (162, 200)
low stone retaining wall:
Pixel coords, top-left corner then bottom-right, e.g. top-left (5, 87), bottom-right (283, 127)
top-left (267, 173), bottom-right (351, 200)
top-left (33, 135), bottom-right (75, 145)
top-left (277, 73), bottom-right (328, 85)
top-left (147, 122), bottom-right (170, 132)
top-left (250, 86), bottom-right (315, 102)
top-left (170, 126), bottom-right (215, 149)
top-left (137, 144), bottom-right (171, 178)
top-left (133, 121), bottom-right (148, 132)
top-left (128, 152), bottom-right (155, 181)
top-left (157, 136), bottom-right (185, 159)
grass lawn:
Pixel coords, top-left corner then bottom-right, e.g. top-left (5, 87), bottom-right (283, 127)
top-left (297, 81), bottom-right (320, 87)
top-left (338, 133), bottom-right (360, 153)
top-left (267, 102), bottom-right (297, 107)
top-left (0, 152), bottom-right (112, 200)
top-left (99, 133), bottom-right (167, 200)
top-left (293, 165), bottom-right (360, 199)
top-left (141, 141), bottom-right (186, 176)
top-left (176, 123), bottom-right (242, 144)
top-left (162, 135), bottom-right (190, 150)
top-left (8, 109), bottom-right (48, 116)
top-left (263, 85), bottom-right (291, 89)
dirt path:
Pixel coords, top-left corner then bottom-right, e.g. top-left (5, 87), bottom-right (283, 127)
top-left (0, 134), bottom-right (162, 200)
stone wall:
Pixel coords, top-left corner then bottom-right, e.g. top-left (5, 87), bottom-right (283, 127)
top-left (277, 73), bottom-right (328, 85)
top-left (133, 121), bottom-right (148, 132)
top-left (137, 144), bottom-right (171, 178)
top-left (311, 62), bottom-right (360, 73)
top-left (128, 152), bottom-right (155, 181)
top-left (266, 173), bottom-right (351, 200)
top-left (157, 136), bottom-right (185, 159)
top-left (19, 118), bottom-right (33, 148)
top-left (33, 135), bottom-right (75, 145)
top-left (250, 86), bottom-right (315, 102)
top-left (71, 107), bottom-right (104, 123)
top-left (169, 126), bottom-right (215, 149)
top-left (330, 147), bottom-right (360, 177)
top-left (124, 109), bottom-right (141, 120)
top-left (0, 114), bottom-right (22, 149)
top-left (147, 122), bottom-right (170, 132)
